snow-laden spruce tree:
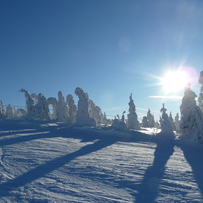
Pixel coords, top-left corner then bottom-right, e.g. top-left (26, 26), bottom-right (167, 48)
top-left (74, 87), bottom-right (96, 126)
top-left (174, 113), bottom-right (180, 133)
top-left (93, 106), bottom-right (104, 125)
top-left (19, 89), bottom-right (36, 119)
top-left (34, 93), bottom-right (50, 120)
top-left (127, 93), bottom-right (140, 129)
top-left (47, 91), bottom-right (69, 122)
top-left (58, 91), bottom-right (69, 121)
top-left (168, 112), bottom-right (176, 131)
top-left (142, 116), bottom-right (148, 127)
top-left (20, 89), bottom-right (50, 120)
top-left (103, 112), bottom-right (111, 125)
top-left (66, 94), bottom-right (77, 124)
top-left (88, 98), bottom-right (104, 125)
top-left (147, 109), bottom-right (155, 127)
top-left (156, 103), bottom-right (175, 140)
top-left (5, 104), bottom-right (14, 119)
top-left (180, 84), bottom-right (203, 143)
top-left (0, 101), bottom-right (5, 119)
top-left (198, 71), bottom-right (203, 112)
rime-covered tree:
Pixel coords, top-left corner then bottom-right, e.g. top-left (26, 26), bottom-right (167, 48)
top-left (93, 106), bottom-right (104, 125)
top-left (156, 103), bottom-right (174, 140)
top-left (34, 93), bottom-right (50, 120)
top-left (20, 89), bottom-right (50, 120)
top-left (127, 93), bottom-right (140, 129)
top-left (6, 104), bottom-right (14, 119)
top-left (66, 94), bottom-right (77, 124)
top-left (168, 112), bottom-right (176, 131)
top-left (47, 91), bottom-right (69, 122)
top-left (147, 109), bottom-right (155, 127)
top-left (58, 91), bottom-right (69, 121)
top-left (122, 111), bottom-right (126, 123)
top-left (0, 101), bottom-right (5, 119)
top-left (198, 71), bottom-right (203, 112)
top-left (103, 112), bottom-right (111, 125)
top-left (19, 89), bottom-right (35, 119)
top-left (74, 87), bottom-right (96, 126)
top-left (111, 118), bottom-right (127, 131)
top-left (88, 98), bottom-right (104, 125)
top-left (174, 113), bottom-right (180, 133)
top-left (180, 84), bottom-right (203, 143)
top-left (142, 116), bottom-right (148, 127)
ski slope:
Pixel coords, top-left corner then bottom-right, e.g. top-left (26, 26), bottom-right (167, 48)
top-left (0, 119), bottom-right (203, 202)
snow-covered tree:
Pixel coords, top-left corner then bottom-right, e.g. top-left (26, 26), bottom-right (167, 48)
top-left (34, 93), bottom-right (50, 120)
top-left (142, 116), bottom-right (148, 127)
top-left (121, 111), bottom-right (126, 123)
top-left (168, 112), bottom-right (176, 131)
top-left (6, 104), bottom-right (14, 119)
top-left (20, 89), bottom-right (50, 120)
top-left (47, 91), bottom-right (69, 122)
top-left (74, 87), bottom-right (96, 126)
top-left (58, 91), bottom-right (69, 121)
top-left (198, 71), bottom-right (203, 112)
top-left (19, 89), bottom-right (50, 120)
top-left (180, 85), bottom-right (203, 143)
top-left (174, 113), bottom-right (180, 133)
top-left (147, 109), bottom-right (155, 127)
top-left (19, 89), bottom-right (35, 119)
top-left (103, 112), bottom-right (111, 125)
top-left (93, 106), bottom-right (104, 125)
top-left (66, 94), bottom-right (77, 124)
top-left (0, 101), bottom-right (5, 119)
top-left (156, 103), bottom-right (174, 140)
top-left (88, 98), bottom-right (104, 126)
top-left (111, 118), bottom-right (127, 131)
top-left (127, 93), bottom-right (140, 129)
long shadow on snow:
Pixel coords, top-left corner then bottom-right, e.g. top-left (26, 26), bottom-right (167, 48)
top-left (0, 137), bottom-right (116, 197)
top-left (134, 140), bottom-right (175, 203)
top-left (0, 126), bottom-right (154, 198)
top-left (63, 129), bottom-right (175, 203)
top-left (2, 124), bottom-right (203, 202)
top-left (180, 144), bottom-right (203, 198)
top-left (0, 120), bottom-right (154, 150)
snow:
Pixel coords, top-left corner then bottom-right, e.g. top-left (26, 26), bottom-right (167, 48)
top-left (180, 87), bottom-right (203, 143)
top-left (0, 119), bottom-right (203, 202)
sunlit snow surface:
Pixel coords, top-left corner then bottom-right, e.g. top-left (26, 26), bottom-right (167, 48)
top-left (0, 119), bottom-right (203, 202)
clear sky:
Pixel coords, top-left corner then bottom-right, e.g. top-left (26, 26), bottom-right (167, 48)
top-left (1, 0), bottom-right (203, 121)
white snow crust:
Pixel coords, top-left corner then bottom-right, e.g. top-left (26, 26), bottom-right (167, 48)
top-left (0, 119), bottom-right (203, 202)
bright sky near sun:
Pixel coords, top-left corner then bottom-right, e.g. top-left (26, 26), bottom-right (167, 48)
top-left (1, 0), bottom-right (203, 121)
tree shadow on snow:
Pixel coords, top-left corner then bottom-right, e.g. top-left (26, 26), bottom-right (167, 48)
top-left (180, 144), bottom-right (203, 198)
top-left (0, 123), bottom-right (174, 201)
top-left (0, 135), bottom-right (116, 197)
top-left (135, 140), bottom-right (175, 203)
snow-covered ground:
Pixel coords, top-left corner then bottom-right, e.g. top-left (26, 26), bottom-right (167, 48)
top-left (0, 119), bottom-right (203, 202)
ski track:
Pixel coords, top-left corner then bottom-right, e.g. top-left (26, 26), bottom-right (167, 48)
top-left (0, 121), bottom-right (203, 202)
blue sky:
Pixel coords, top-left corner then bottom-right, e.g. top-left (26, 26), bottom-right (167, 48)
top-left (1, 0), bottom-right (203, 121)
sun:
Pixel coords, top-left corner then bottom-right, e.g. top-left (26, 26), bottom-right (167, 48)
top-left (160, 71), bottom-right (189, 93)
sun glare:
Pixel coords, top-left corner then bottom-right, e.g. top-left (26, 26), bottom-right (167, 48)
top-left (161, 71), bottom-right (189, 93)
